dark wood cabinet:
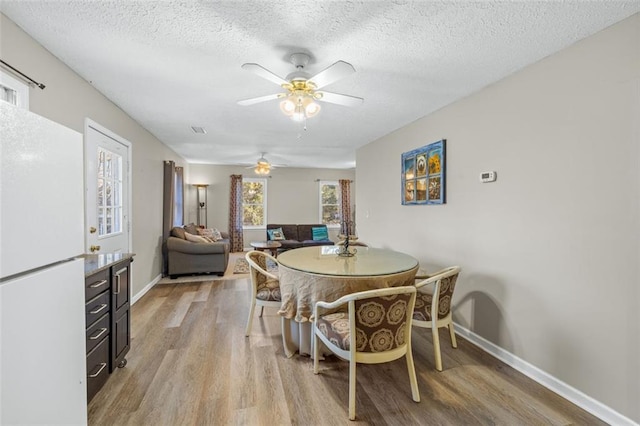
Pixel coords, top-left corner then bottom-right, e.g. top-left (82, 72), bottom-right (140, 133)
top-left (111, 261), bottom-right (131, 370)
top-left (84, 257), bottom-right (132, 402)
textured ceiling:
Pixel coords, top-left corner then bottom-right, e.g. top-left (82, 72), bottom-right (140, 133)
top-left (1, 1), bottom-right (639, 169)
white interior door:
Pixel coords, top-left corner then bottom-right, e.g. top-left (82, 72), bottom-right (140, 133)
top-left (85, 119), bottom-right (131, 254)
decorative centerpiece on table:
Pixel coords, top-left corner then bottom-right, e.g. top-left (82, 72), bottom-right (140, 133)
top-left (337, 220), bottom-right (358, 257)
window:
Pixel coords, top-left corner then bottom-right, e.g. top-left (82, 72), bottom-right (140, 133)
top-left (0, 70), bottom-right (29, 109)
top-left (319, 180), bottom-right (341, 227)
top-left (97, 147), bottom-right (123, 236)
top-left (243, 178), bottom-right (267, 228)
top-left (173, 166), bottom-right (184, 227)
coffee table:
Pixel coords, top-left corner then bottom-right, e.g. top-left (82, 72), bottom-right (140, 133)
top-left (249, 241), bottom-right (282, 257)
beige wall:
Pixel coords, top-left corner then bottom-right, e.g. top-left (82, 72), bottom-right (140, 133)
top-left (1, 12), bottom-right (356, 290)
top-left (1, 14), bottom-right (188, 296)
top-left (188, 164), bottom-right (356, 247)
top-left (357, 14), bottom-right (639, 422)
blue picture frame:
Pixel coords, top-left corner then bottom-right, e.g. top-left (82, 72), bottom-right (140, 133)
top-left (401, 139), bottom-right (446, 205)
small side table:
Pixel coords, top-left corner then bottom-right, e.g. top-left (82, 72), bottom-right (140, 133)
top-left (250, 241), bottom-right (282, 257)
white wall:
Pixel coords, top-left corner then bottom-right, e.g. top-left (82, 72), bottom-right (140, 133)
top-left (188, 164), bottom-right (355, 247)
top-left (356, 14), bottom-right (639, 422)
top-left (1, 13), bottom-right (188, 296)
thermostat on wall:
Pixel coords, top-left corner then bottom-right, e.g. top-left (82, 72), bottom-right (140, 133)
top-left (480, 171), bottom-right (497, 183)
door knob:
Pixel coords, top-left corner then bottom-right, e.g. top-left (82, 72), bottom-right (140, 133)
top-left (90, 245), bottom-right (101, 253)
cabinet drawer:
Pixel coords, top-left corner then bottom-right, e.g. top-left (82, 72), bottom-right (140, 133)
top-left (86, 336), bottom-right (109, 402)
top-left (86, 313), bottom-right (109, 354)
top-left (85, 269), bottom-right (109, 301)
top-left (86, 291), bottom-right (109, 328)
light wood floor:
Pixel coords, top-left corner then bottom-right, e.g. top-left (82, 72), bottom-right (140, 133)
top-left (88, 263), bottom-right (605, 425)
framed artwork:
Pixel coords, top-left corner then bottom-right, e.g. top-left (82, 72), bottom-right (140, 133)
top-left (401, 139), bottom-right (445, 205)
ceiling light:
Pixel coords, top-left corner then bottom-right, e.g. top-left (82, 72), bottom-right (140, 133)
top-left (190, 126), bottom-right (207, 134)
top-left (279, 91), bottom-right (321, 122)
top-left (254, 160), bottom-right (271, 175)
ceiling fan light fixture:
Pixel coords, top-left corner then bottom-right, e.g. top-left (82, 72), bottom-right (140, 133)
top-left (304, 97), bottom-right (321, 117)
top-left (253, 155), bottom-right (272, 175)
top-left (254, 162), bottom-right (270, 175)
top-left (279, 97), bottom-right (296, 115)
top-left (280, 94), bottom-right (320, 121)
top-left (291, 102), bottom-right (305, 122)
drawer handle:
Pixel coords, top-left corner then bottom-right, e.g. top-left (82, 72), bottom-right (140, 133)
top-left (89, 328), bottom-right (107, 340)
top-left (89, 304), bottom-right (107, 315)
top-left (89, 279), bottom-right (108, 289)
top-left (88, 363), bottom-right (107, 378)
top-left (114, 267), bottom-right (127, 295)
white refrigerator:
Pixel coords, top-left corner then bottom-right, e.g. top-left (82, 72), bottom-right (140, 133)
top-left (0, 102), bottom-right (88, 424)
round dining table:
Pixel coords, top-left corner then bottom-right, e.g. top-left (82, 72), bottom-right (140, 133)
top-left (276, 245), bottom-right (419, 357)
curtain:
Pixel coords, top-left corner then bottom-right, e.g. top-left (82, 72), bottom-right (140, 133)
top-left (339, 179), bottom-right (352, 235)
top-left (162, 161), bottom-right (185, 275)
top-left (162, 161), bottom-right (176, 242)
top-left (229, 174), bottom-right (244, 252)
top-left (162, 161), bottom-right (175, 276)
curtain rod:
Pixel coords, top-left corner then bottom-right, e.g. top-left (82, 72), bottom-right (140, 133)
top-left (0, 59), bottom-right (46, 90)
top-left (315, 179), bottom-right (353, 182)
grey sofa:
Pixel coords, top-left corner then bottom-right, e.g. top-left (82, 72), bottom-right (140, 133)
top-left (166, 225), bottom-right (230, 278)
top-left (266, 224), bottom-right (334, 251)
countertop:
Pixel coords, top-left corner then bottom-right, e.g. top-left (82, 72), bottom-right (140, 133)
top-left (82, 252), bottom-right (135, 277)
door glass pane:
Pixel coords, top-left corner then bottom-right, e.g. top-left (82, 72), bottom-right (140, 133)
top-left (98, 209), bottom-right (104, 235)
top-left (97, 178), bottom-right (104, 206)
top-left (97, 147), bottom-right (123, 236)
top-left (106, 208), bottom-right (112, 234)
top-left (106, 181), bottom-right (112, 206)
top-left (98, 150), bottom-right (104, 177)
top-left (105, 152), bottom-right (112, 178)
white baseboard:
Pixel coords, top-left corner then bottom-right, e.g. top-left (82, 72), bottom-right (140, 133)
top-left (131, 273), bottom-right (161, 305)
top-left (454, 324), bottom-right (638, 426)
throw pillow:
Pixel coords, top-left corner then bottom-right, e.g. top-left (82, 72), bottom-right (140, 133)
top-left (184, 232), bottom-right (208, 243)
top-left (311, 226), bottom-right (329, 241)
top-left (197, 228), bottom-right (218, 241)
top-left (171, 227), bottom-right (186, 239)
top-left (184, 223), bottom-right (198, 235)
top-left (211, 228), bottom-right (223, 240)
top-left (267, 227), bottom-right (285, 241)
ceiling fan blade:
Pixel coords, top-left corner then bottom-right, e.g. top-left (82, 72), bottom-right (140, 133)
top-left (316, 91), bottom-right (364, 107)
top-left (308, 60), bottom-right (355, 89)
top-left (237, 93), bottom-right (284, 106)
top-left (241, 63), bottom-right (289, 86)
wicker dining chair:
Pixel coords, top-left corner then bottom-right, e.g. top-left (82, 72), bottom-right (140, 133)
top-left (313, 286), bottom-right (420, 420)
top-left (244, 250), bottom-right (281, 336)
top-left (412, 266), bottom-right (461, 371)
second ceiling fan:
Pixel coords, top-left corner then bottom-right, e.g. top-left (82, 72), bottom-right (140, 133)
top-left (238, 52), bottom-right (363, 122)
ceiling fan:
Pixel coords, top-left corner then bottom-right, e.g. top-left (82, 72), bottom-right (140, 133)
top-left (246, 153), bottom-right (282, 175)
top-left (238, 52), bottom-right (363, 122)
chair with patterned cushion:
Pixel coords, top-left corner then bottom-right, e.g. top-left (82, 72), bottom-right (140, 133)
top-left (412, 266), bottom-right (461, 371)
top-left (245, 250), bottom-right (281, 336)
top-left (313, 286), bottom-right (420, 420)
